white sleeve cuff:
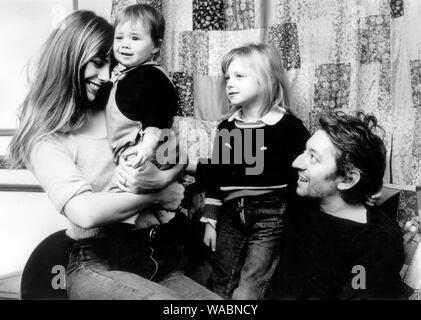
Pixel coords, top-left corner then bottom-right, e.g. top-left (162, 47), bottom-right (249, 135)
top-left (204, 198), bottom-right (223, 206)
top-left (200, 217), bottom-right (217, 228)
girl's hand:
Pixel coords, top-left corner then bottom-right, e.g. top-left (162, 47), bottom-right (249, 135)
top-left (203, 223), bottom-right (217, 252)
top-left (155, 182), bottom-right (185, 211)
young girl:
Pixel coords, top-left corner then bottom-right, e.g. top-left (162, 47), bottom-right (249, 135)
top-left (106, 4), bottom-right (179, 225)
top-left (199, 43), bottom-right (310, 300)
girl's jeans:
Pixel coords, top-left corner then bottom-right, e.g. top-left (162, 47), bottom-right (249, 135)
top-left (66, 224), bottom-right (222, 300)
top-left (209, 194), bottom-right (286, 300)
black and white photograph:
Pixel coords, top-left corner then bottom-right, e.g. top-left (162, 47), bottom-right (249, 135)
top-left (0, 0), bottom-right (420, 307)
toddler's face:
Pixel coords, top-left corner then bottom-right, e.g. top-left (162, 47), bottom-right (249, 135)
top-left (113, 20), bottom-right (158, 68)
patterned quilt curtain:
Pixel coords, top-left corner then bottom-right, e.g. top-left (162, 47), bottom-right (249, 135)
top-left (110, 0), bottom-right (421, 185)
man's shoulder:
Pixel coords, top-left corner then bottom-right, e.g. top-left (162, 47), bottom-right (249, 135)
top-left (352, 206), bottom-right (404, 259)
top-left (366, 205), bottom-right (402, 237)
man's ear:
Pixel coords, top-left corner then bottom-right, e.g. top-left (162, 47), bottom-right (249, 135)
top-left (337, 169), bottom-right (361, 191)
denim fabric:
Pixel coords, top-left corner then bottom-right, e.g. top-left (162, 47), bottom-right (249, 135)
top-left (209, 194), bottom-right (285, 300)
top-left (66, 224), bottom-right (222, 300)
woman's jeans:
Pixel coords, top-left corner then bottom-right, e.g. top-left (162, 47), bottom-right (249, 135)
top-left (66, 224), bottom-right (222, 300)
top-left (209, 194), bottom-right (285, 300)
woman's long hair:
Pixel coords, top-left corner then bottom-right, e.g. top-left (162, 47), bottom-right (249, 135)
top-left (8, 10), bottom-right (113, 168)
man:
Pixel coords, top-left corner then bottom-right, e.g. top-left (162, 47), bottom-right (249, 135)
top-left (270, 111), bottom-right (404, 299)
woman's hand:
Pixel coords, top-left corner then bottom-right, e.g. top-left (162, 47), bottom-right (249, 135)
top-left (117, 143), bottom-right (188, 194)
top-left (116, 155), bottom-right (168, 193)
top-left (203, 223), bottom-right (217, 252)
top-left (155, 182), bottom-right (185, 211)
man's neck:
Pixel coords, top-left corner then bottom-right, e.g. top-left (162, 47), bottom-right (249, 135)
top-left (320, 195), bottom-right (367, 224)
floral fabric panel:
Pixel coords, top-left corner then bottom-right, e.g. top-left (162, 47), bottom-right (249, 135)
top-left (179, 31), bottom-right (209, 75)
top-left (308, 110), bottom-right (322, 134)
top-left (411, 108), bottom-right (421, 185)
top-left (192, 0), bottom-right (225, 31)
top-left (390, 0), bottom-right (404, 18)
top-left (313, 63), bottom-right (351, 111)
top-left (170, 72), bottom-right (194, 117)
top-left (269, 23), bottom-right (301, 70)
top-left (396, 188), bottom-right (421, 284)
top-left (108, 0), bottom-right (421, 186)
top-left (410, 60), bottom-right (421, 108)
top-left (398, 189), bottom-right (419, 228)
top-left (359, 15), bottom-right (390, 65)
top-left (223, 0), bottom-right (255, 30)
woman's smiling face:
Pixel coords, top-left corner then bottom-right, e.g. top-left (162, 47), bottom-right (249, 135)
top-left (84, 56), bottom-right (111, 101)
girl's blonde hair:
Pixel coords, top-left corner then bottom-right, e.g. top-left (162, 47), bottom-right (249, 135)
top-left (8, 10), bottom-right (113, 168)
top-left (221, 43), bottom-right (291, 117)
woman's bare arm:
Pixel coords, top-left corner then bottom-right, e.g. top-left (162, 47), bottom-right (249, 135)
top-left (64, 182), bottom-right (184, 228)
top-left (30, 138), bottom-right (184, 229)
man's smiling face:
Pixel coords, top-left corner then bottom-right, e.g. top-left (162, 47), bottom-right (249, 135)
top-left (292, 130), bottom-right (341, 199)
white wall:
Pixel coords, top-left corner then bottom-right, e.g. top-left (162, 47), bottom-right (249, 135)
top-left (0, 0), bottom-right (112, 277)
top-left (0, 0), bottom-right (112, 130)
top-left (0, 191), bottom-right (69, 276)
top-left (78, 0), bottom-right (112, 20)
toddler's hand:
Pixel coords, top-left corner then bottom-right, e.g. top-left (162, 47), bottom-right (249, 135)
top-left (123, 144), bottom-right (154, 170)
top-left (203, 223), bottom-right (217, 252)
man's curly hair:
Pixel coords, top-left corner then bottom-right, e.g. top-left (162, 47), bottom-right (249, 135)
top-left (319, 111), bottom-right (387, 204)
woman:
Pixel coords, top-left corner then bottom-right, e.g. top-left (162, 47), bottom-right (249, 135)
top-left (9, 10), bottom-right (220, 300)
